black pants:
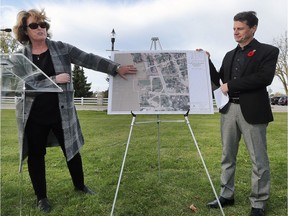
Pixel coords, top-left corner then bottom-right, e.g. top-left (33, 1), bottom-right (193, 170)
top-left (25, 119), bottom-right (85, 201)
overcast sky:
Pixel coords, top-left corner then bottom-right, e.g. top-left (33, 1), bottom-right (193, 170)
top-left (1, 0), bottom-right (287, 93)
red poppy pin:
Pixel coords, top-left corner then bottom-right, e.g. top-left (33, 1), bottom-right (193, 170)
top-left (247, 49), bottom-right (256, 57)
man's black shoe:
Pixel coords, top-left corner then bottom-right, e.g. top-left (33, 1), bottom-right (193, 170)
top-left (37, 198), bottom-right (52, 213)
top-left (75, 185), bottom-right (96, 195)
top-left (250, 207), bottom-right (265, 216)
top-left (207, 196), bottom-right (235, 208)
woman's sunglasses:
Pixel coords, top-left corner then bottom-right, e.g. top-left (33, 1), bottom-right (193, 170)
top-left (26, 22), bottom-right (47, 30)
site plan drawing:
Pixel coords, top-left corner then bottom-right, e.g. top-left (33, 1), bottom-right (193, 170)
top-left (108, 51), bottom-right (214, 115)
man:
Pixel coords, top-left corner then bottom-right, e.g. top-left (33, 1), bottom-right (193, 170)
top-left (204, 11), bottom-right (279, 216)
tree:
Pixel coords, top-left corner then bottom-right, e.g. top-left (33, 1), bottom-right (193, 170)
top-left (101, 89), bottom-right (109, 98)
top-left (273, 31), bottom-right (288, 95)
top-left (72, 65), bottom-right (93, 97)
top-left (1, 32), bottom-right (22, 97)
top-left (0, 31), bottom-right (21, 53)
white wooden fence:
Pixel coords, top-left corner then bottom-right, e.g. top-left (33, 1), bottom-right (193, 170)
top-left (1, 96), bottom-right (108, 106)
top-left (1, 96), bottom-right (217, 110)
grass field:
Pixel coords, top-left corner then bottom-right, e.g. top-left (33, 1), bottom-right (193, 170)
top-left (0, 109), bottom-right (287, 216)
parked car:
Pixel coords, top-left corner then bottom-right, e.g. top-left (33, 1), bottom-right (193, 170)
top-left (278, 96), bottom-right (288, 106)
top-left (270, 96), bottom-right (281, 105)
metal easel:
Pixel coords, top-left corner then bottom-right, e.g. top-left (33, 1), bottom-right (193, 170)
top-left (110, 110), bottom-right (225, 216)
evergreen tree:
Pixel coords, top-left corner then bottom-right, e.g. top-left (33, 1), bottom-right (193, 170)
top-left (102, 89), bottom-right (109, 98)
top-left (72, 65), bottom-right (93, 97)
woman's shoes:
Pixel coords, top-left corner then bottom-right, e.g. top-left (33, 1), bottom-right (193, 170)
top-left (36, 186), bottom-right (95, 213)
top-left (37, 198), bottom-right (52, 213)
top-left (74, 185), bottom-right (96, 195)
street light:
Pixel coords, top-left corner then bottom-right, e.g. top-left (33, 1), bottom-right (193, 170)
top-left (0, 28), bottom-right (12, 32)
top-left (111, 29), bottom-right (115, 51)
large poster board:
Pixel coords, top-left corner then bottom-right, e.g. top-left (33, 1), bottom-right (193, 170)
top-left (108, 51), bottom-right (213, 115)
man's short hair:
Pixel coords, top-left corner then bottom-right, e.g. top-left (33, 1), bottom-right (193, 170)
top-left (234, 11), bottom-right (258, 28)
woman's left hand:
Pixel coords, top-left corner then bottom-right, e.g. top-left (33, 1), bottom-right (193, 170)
top-left (116, 65), bottom-right (137, 80)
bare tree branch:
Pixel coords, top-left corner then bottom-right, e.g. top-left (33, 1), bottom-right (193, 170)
top-left (273, 31), bottom-right (288, 95)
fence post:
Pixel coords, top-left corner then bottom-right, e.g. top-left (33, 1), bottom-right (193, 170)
top-left (81, 97), bottom-right (84, 105)
top-left (97, 95), bottom-right (103, 106)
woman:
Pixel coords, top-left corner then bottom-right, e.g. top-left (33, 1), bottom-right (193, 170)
top-left (12, 8), bottom-right (136, 213)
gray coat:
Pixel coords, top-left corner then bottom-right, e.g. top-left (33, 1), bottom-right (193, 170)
top-left (16, 39), bottom-right (119, 171)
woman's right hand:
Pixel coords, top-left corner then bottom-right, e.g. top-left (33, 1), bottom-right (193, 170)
top-left (56, 73), bottom-right (71, 84)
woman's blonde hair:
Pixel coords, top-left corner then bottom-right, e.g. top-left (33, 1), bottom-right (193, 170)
top-left (13, 8), bottom-right (51, 45)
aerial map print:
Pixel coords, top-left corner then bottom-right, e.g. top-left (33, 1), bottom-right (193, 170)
top-left (108, 51), bottom-right (213, 114)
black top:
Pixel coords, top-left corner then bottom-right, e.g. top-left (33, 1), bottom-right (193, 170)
top-left (28, 49), bottom-right (61, 125)
top-left (229, 41), bottom-right (253, 98)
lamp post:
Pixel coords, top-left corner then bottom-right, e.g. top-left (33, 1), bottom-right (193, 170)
top-left (111, 29), bottom-right (115, 51)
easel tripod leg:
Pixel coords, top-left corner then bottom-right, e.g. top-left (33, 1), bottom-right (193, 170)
top-left (157, 114), bottom-right (161, 180)
top-left (184, 115), bottom-right (225, 216)
top-left (110, 114), bottom-right (136, 216)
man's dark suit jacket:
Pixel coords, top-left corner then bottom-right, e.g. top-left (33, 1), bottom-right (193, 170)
top-left (209, 39), bottom-right (279, 124)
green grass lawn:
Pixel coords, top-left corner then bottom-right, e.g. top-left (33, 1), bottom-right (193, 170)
top-left (1, 110), bottom-right (287, 215)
